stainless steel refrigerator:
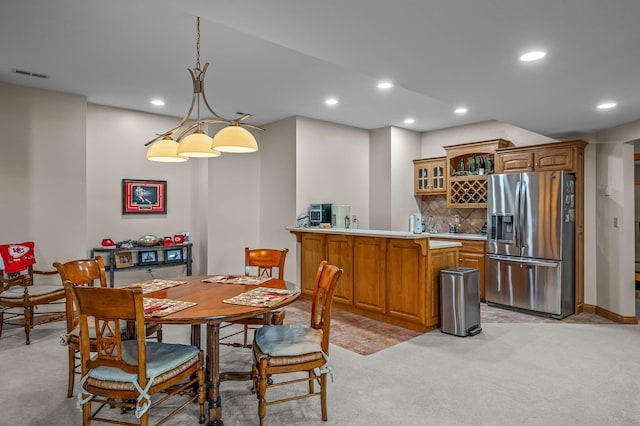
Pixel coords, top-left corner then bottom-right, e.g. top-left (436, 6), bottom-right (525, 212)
top-left (486, 170), bottom-right (575, 318)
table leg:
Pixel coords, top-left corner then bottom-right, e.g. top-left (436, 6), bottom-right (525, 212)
top-left (206, 323), bottom-right (223, 426)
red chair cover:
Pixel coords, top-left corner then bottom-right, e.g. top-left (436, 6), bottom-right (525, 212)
top-left (0, 242), bottom-right (36, 274)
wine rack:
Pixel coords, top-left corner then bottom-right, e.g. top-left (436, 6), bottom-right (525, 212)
top-left (448, 175), bottom-right (488, 207)
top-left (443, 139), bottom-right (513, 208)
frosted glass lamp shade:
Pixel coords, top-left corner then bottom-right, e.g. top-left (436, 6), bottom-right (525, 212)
top-left (146, 137), bottom-right (188, 162)
top-left (177, 129), bottom-right (221, 157)
top-left (211, 125), bottom-right (258, 153)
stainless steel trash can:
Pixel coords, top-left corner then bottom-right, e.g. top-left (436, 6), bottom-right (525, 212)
top-left (440, 267), bottom-right (482, 337)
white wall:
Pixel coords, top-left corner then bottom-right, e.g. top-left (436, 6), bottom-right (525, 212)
top-left (86, 104), bottom-right (193, 285)
top-left (260, 117), bottom-right (297, 283)
top-left (0, 83), bottom-right (86, 279)
top-left (369, 127), bottom-right (391, 230)
top-left (295, 117), bottom-right (370, 228)
top-left (594, 119), bottom-right (640, 317)
top-left (206, 131), bottom-right (261, 276)
top-left (390, 127), bottom-right (422, 231)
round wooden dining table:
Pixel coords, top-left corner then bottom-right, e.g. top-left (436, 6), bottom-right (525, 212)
top-left (143, 275), bottom-right (300, 426)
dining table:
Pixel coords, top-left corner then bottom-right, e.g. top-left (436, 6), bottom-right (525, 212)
top-left (141, 275), bottom-right (300, 426)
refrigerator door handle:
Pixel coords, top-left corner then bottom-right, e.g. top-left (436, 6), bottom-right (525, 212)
top-left (487, 254), bottom-right (558, 268)
top-left (514, 180), bottom-right (521, 250)
top-left (520, 178), bottom-right (527, 256)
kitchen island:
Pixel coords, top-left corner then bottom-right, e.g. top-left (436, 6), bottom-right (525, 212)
top-left (287, 227), bottom-right (462, 332)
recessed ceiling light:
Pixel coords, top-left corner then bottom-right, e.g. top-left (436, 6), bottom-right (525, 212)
top-left (596, 102), bottom-right (617, 110)
top-left (519, 51), bottom-right (546, 62)
top-left (151, 99), bottom-right (165, 106)
top-left (454, 107), bottom-right (468, 114)
top-left (404, 118), bottom-right (415, 124)
top-left (325, 98), bottom-right (339, 105)
top-left (377, 81), bottom-right (393, 89)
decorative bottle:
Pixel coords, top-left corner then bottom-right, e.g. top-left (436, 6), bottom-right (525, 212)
top-left (469, 154), bottom-right (477, 174)
top-left (487, 154), bottom-right (494, 174)
top-left (459, 157), bottom-right (465, 172)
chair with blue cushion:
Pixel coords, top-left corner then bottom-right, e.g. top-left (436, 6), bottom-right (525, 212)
top-left (252, 260), bottom-right (342, 425)
top-left (65, 282), bottom-right (205, 425)
top-left (54, 256), bottom-right (163, 398)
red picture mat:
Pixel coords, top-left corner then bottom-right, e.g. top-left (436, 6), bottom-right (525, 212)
top-left (122, 179), bottom-right (166, 214)
top-left (143, 297), bottom-right (196, 317)
top-left (202, 275), bottom-right (272, 285)
top-left (223, 287), bottom-right (294, 307)
top-left (125, 279), bottom-right (187, 294)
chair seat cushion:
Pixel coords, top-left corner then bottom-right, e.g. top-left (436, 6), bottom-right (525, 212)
top-left (0, 284), bottom-right (63, 298)
top-left (255, 324), bottom-right (322, 357)
top-left (86, 341), bottom-right (199, 384)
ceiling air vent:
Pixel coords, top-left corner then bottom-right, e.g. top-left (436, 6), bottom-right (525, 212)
top-left (12, 68), bottom-right (49, 79)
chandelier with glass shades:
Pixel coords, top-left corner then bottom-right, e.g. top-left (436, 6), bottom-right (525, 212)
top-left (145, 17), bottom-right (263, 162)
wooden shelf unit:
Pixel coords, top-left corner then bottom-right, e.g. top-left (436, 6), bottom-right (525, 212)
top-left (91, 243), bottom-right (193, 287)
top-left (444, 139), bottom-right (513, 208)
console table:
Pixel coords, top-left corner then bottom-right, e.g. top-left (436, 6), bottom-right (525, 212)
top-left (90, 243), bottom-right (193, 287)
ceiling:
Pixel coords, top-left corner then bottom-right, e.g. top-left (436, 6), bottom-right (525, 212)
top-left (2, 0), bottom-right (640, 139)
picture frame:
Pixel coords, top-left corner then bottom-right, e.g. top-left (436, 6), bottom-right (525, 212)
top-left (139, 250), bottom-right (158, 266)
top-left (122, 179), bottom-right (167, 214)
top-left (114, 252), bottom-right (134, 269)
top-left (164, 248), bottom-right (184, 264)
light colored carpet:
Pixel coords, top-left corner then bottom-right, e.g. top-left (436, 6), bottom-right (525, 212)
top-left (2, 315), bottom-right (640, 425)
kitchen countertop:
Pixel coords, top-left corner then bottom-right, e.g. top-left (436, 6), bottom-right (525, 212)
top-left (428, 232), bottom-right (487, 241)
top-left (287, 226), bottom-right (428, 239)
top-left (286, 227), bottom-right (467, 247)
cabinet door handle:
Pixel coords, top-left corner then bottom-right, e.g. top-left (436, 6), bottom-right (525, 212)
top-left (527, 163), bottom-right (532, 167)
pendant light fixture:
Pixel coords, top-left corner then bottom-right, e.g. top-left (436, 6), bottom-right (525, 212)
top-left (145, 17), bottom-right (262, 162)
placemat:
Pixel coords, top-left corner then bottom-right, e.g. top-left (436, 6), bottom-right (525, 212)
top-left (143, 297), bottom-right (196, 317)
top-left (125, 279), bottom-right (187, 293)
top-left (202, 275), bottom-right (272, 285)
top-left (223, 287), bottom-right (294, 307)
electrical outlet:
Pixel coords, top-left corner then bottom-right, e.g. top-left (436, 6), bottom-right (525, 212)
top-left (613, 217), bottom-right (618, 228)
top-left (454, 214), bottom-right (460, 224)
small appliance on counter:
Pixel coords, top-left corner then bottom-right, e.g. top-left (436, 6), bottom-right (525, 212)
top-left (410, 214), bottom-right (422, 234)
top-left (309, 203), bottom-right (331, 226)
top-left (331, 204), bottom-right (351, 228)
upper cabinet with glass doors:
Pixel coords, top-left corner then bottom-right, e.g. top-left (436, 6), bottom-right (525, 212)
top-left (413, 157), bottom-right (446, 195)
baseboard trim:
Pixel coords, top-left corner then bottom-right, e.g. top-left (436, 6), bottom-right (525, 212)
top-left (583, 304), bottom-right (638, 324)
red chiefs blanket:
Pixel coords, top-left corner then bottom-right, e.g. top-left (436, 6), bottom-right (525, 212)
top-left (0, 242), bottom-right (36, 274)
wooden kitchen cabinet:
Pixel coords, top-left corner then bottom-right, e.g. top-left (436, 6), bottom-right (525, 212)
top-left (413, 157), bottom-right (446, 195)
top-left (299, 233), bottom-right (325, 296)
top-left (326, 234), bottom-right (354, 305)
top-left (353, 237), bottom-right (386, 314)
top-left (458, 242), bottom-right (486, 302)
top-left (432, 238), bottom-right (486, 301)
top-left (386, 238), bottom-right (427, 325)
top-left (290, 229), bottom-right (461, 332)
top-left (495, 143), bottom-right (575, 173)
top-left (444, 139), bottom-right (513, 208)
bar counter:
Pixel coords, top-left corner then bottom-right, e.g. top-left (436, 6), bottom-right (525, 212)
top-left (287, 227), bottom-right (462, 332)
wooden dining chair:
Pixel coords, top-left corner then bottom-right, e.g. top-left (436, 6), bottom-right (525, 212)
top-left (220, 247), bottom-right (289, 349)
top-left (54, 256), bottom-right (162, 398)
top-left (65, 282), bottom-right (205, 425)
top-left (0, 241), bottom-right (65, 345)
top-left (252, 261), bottom-right (342, 425)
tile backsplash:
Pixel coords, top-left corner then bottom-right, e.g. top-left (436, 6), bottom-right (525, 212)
top-left (419, 195), bottom-right (487, 234)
